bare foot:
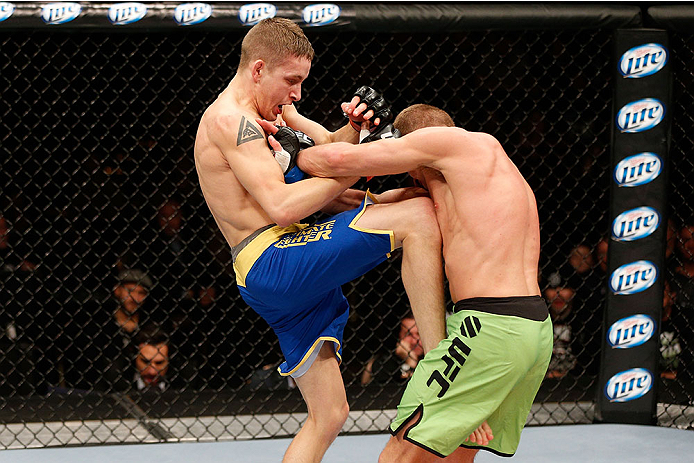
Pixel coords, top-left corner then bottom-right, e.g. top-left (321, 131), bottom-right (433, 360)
top-left (464, 421), bottom-right (493, 446)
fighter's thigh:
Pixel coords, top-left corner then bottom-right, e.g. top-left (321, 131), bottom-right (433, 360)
top-left (354, 197), bottom-right (438, 247)
top-left (486, 321), bottom-right (553, 441)
top-left (389, 341), bottom-right (482, 453)
top-left (293, 342), bottom-right (347, 417)
top-left (393, 316), bottom-right (526, 453)
top-left (255, 223), bottom-right (390, 297)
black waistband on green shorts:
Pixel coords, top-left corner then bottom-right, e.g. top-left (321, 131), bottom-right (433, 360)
top-left (453, 296), bottom-right (548, 322)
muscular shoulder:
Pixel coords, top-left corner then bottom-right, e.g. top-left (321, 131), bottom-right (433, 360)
top-left (407, 127), bottom-right (501, 159)
top-left (206, 110), bottom-right (265, 148)
top-left (444, 128), bottom-right (499, 149)
top-left (440, 129), bottom-right (503, 161)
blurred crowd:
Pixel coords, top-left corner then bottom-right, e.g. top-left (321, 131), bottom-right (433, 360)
top-left (1, 198), bottom-right (693, 397)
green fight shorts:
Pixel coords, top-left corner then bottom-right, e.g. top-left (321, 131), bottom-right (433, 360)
top-left (389, 296), bottom-right (553, 458)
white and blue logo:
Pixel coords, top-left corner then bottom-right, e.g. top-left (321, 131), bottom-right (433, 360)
top-left (108, 3), bottom-right (147, 25)
top-left (609, 260), bottom-right (658, 295)
top-left (174, 3), bottom-right (212, 26)
top-left (605, 368), bottom-right (653, 402)
top-left (41, 2), bottom-right (82, 24)
top-left (238, 3), bottom-right (276, 26)
top-left (302, 3), bottom-right (340, 26)
top-left (607, 314), bottom-right (655, 349)
top-left (0, 2), bottom-right (15, 23)
top-left (619, 43), bottom-right (668, 78)
top-left (616, 98), bottom-right (664, 133)
top-left (612, 206), bottom-right (660, 242)
top-left (614, 152), bottom-right (662, 187)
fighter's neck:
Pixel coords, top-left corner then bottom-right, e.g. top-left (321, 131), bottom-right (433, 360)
top-left (223, 76), bottom-right (261, 117)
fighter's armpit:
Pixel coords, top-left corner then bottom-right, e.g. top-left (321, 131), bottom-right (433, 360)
top-left (236, 116), bottom-right (265, 146)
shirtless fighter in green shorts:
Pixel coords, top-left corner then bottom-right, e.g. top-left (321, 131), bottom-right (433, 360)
top-left (269, 104), bottom-right (553, 462)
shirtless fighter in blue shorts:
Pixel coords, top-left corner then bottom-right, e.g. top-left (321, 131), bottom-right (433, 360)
top-left (194, 18), bottom-right (446, 462)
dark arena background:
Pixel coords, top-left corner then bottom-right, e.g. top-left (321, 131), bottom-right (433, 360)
top-left (0, 2), bottom-right (693, 451)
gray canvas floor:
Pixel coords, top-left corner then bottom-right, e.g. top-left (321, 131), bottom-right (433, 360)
top-left (1, 424), bottom-right (692, 462)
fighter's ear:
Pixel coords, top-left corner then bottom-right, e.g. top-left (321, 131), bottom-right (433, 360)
top-left (251, 60), bottom-right (264, 82)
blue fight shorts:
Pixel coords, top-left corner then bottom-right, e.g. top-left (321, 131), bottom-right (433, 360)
top-left (233, 193), bottom-right (394, 377)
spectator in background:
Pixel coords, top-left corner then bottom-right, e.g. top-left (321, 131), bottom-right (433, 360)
top-left (248, 361), bottom-right (297, 391)
top-left (568, 243), bottom-right (604, 375)
top-left (667, 222), bottom-right (694, 378)
top-left (541, 243), bottom-right (601, 380)
top-left (361, 313), bottom-right (424, 386)
top-left (132, 324), bottom-right (198, 393)
top-left (596, 237), bottom-right (608, 274)
top-left (124, 198), bottom-right (219, 317)
top-left (569, 244), bottom-right (594, 276)
top-left (61, 269), bottom-right (154, 392)
top-left (543, 272), bottom-right (577, 379)
top-left (660, 219), bottom-right (688, 381)
top-left (659, 279), bottom-right (681, 380)
top-left (674, 223), bottom-right (694, 290)
top-left (133, 323), bottom-right (171, 391)
top-left (112, 269), bottom-right (151, 334)
top-left (149, 199), bottom-right (199, 297)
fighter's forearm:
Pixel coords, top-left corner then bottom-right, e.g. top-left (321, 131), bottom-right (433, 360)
top-left (298, 142), bottom-right (359, 178)
top-left (272, 176), bottom-right (359, 226)
top-left (328, 123), bottom-right (359, 144)
top-left (319, 188), bottom-right (366, 214)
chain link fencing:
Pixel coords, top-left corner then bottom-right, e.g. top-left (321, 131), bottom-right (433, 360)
top-left (661, 32), bottom-right (694, 428)
top-left (0, 25), bottom-right (692, 449)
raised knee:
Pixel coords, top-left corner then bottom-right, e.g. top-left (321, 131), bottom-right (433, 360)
top-left (407, 197), bottom-right (440, 239)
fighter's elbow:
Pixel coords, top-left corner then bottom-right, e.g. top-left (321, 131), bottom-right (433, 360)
top-left (296, 152), bottom-right (315, 176)
top-left (299, 144), bottom-right (344, 177)
top-left (323, 143), bottom-right (353, 176)
top-left (275, 217), bottom-right (294, 228)
top-left (268, 207), bottom-right (294, 228)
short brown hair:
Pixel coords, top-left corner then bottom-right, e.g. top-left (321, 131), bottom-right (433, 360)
top-left (394, 104), bottom-right (455, 136)
top-left (238, 18), bottom-right (315, 71)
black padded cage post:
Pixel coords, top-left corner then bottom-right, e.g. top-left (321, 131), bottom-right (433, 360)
top-left (596, 29), bottom-right (671, 425)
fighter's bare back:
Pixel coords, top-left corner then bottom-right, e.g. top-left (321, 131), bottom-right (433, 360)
top-left (417, 131), bottom-right (541, 302)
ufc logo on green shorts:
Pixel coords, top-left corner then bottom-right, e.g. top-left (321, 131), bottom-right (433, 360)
top-left (426, 315), bottom-right (481, 398)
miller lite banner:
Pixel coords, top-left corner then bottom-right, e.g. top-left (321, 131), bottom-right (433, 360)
top-left (596, 30), bottom-right (671, 425)
top-left (0, 2), bottom-right (354, 29)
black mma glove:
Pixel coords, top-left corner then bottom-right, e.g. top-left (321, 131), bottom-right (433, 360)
top-left (348, 86), bottom-right (394, 131)
top-left (359, 123), bottom-right (400, 144)
top-left (269, 126), bottom-right (315, 184)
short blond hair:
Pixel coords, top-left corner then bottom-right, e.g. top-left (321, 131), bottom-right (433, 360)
top-left (394, 104), bottom-right (455, 136)
top-left (238, 18), bottom-right (314, 71)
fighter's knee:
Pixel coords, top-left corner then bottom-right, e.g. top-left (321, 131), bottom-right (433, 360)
top-left (378, 436), bottom-right (402, 463)
top-left (378, 439), bottom-right (393, 463)
top-left (337, 400), bottom-right (350, 424)
top-left (319, 400), bottom-right (349, 436)
top-left (407, 196), bottom-right (435, 214)
top-left (406, 197), bottom-right (440, 239)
